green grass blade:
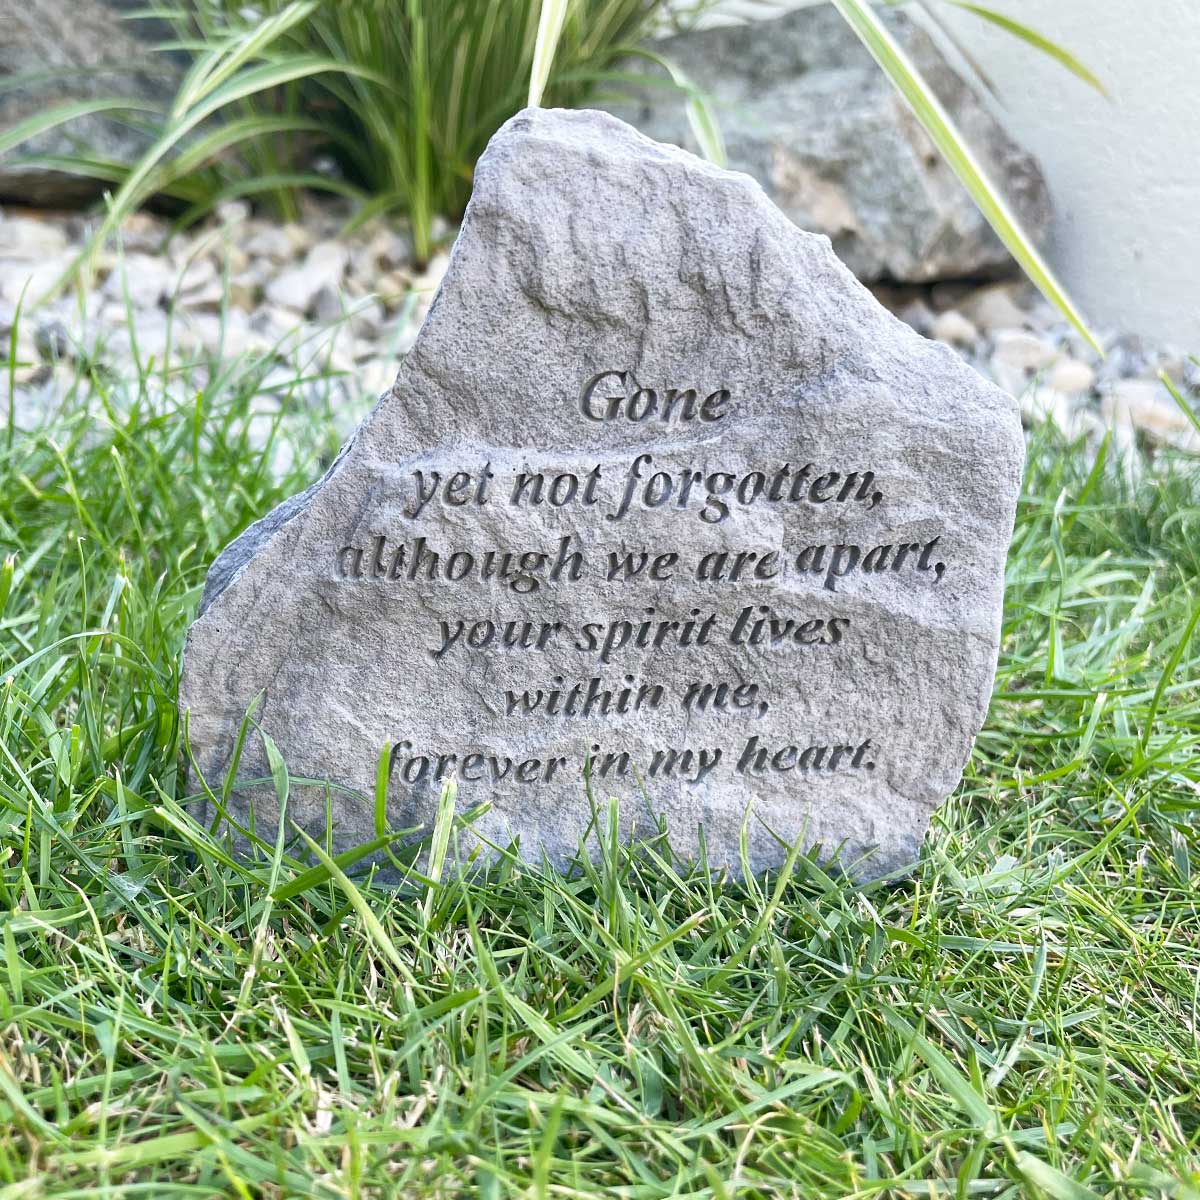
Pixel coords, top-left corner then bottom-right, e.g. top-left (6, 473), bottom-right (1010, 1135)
top-left (1014, 1152), bottom-right (1104, 1199)
top-left (171, 0), bottom-right (321, 117)
top-left (292, 825), bottom-right (419, 987)
top-left (422, 774), bottom-right (458, 925)
top-left (51, 56), bottom-right (381, 300)
top-left (881, 1007), bottom-right (999, 1135)
top-left (1158, 369), bottom-right (1200, 440)
top-left (633, 49), bottom-right (726, 166)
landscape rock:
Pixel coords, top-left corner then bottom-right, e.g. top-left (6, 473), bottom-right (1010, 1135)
top-left (601, 5), bottom-right (1050, 284)
top-left (0, 0), bottom-right (177, 207)
top-left (180, 108), bottom-right (1024, 881)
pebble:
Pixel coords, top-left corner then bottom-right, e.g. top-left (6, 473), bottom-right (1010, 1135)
top-left (1048, 357), bottom-right (1097, 395)
top-left (1019, 387), bottom-right (1072, 436)
top-left (896, 298), bottom-right (935, 336)
top-left (991, 329), bottom-right (1057, 372)
top-left (348, 298), bottom-right (385, 340)
top-left (930, 309), bottom-right (978, 347)
top-left (1, 257), bottom-right (70, 306)
top-left (1102, 379), bottom-right (1200, 452)
top-left (243, 225), bottom-right (295, 262)
top-left (960, 282), bottom-right (1030, 333)
top-left (33, 318), bottom-right (71, 360)
top-left (102, 252), bottom-right (174, 309)
top-left (369, 228), bottom-right (413, 270)
top-left (312, 283), bottom-right (343, 326)
top-left (0, 216), bottom-right (68, 260)
top-left (117, 213), bottom-right (166, 255)
top-left (265, 240), bottom-right (349, 314)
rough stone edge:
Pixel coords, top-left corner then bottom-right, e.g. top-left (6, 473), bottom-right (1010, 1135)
top-left (197, 412), bottom-right (370, 616)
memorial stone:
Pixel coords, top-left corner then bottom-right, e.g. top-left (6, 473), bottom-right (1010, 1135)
top-left (180, 107), bottom-right (1023, 880)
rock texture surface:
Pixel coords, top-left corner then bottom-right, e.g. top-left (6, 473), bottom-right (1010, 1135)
top-left (180, 108), bottom-right (1023, 880)
top-left (0, 0), bottom-right (176, 206)
top-left (602, 6), bottom-right (1050, 283)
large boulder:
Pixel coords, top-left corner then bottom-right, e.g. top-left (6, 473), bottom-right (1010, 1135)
top-left (602, 5), bottom-right (1051, 283)
top-left (0, 0), bottom-right (176, 207)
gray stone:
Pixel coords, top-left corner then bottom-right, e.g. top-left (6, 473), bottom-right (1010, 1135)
top-left (600, 6), bottom-right (1050, 284)
top-left (180, 109), bottom-right (1023, 881)
top-left (0, 0), bottom-right (177, 207)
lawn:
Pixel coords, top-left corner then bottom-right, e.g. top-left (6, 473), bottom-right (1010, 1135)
top-left (1, 329), bottom-right (1198, 1197)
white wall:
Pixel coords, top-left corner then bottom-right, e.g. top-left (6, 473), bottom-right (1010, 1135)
top-left (926, 0), bottom-right (1200, 349)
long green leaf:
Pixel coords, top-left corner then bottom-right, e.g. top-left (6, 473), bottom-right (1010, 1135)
top-left (0, 98), bottom-right (159, 159)
top-left (171, 0), bottom-right (321, 118)
top-left (881, 1007), bottom-right (1000, 1135)
top-left (633, 50), bottom-right (726, 167)
top-left (272, 830), bottom-right (412, 901)
top-left (50, 56), bottom-right (379, 300)
top-left (293, 825), bottom-right (420, 986)
top-left (943, 2), bottom-right (1108, 96)
top-left (830, 0), bottom-right (1101, 355)
top-left (1014, 1152), bottom-right (1103, 1200)
top-left (421, 775), bottom-right (458, 925)
top-left (529, 0), bottom-right (571, 108)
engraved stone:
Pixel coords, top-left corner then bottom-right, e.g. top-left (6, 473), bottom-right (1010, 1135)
top-left (180, 108), bottom-right (1023, 880)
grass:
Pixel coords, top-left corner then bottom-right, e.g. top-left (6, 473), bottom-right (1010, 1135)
top-left (1, 314), bottom-right (1199, 1197)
